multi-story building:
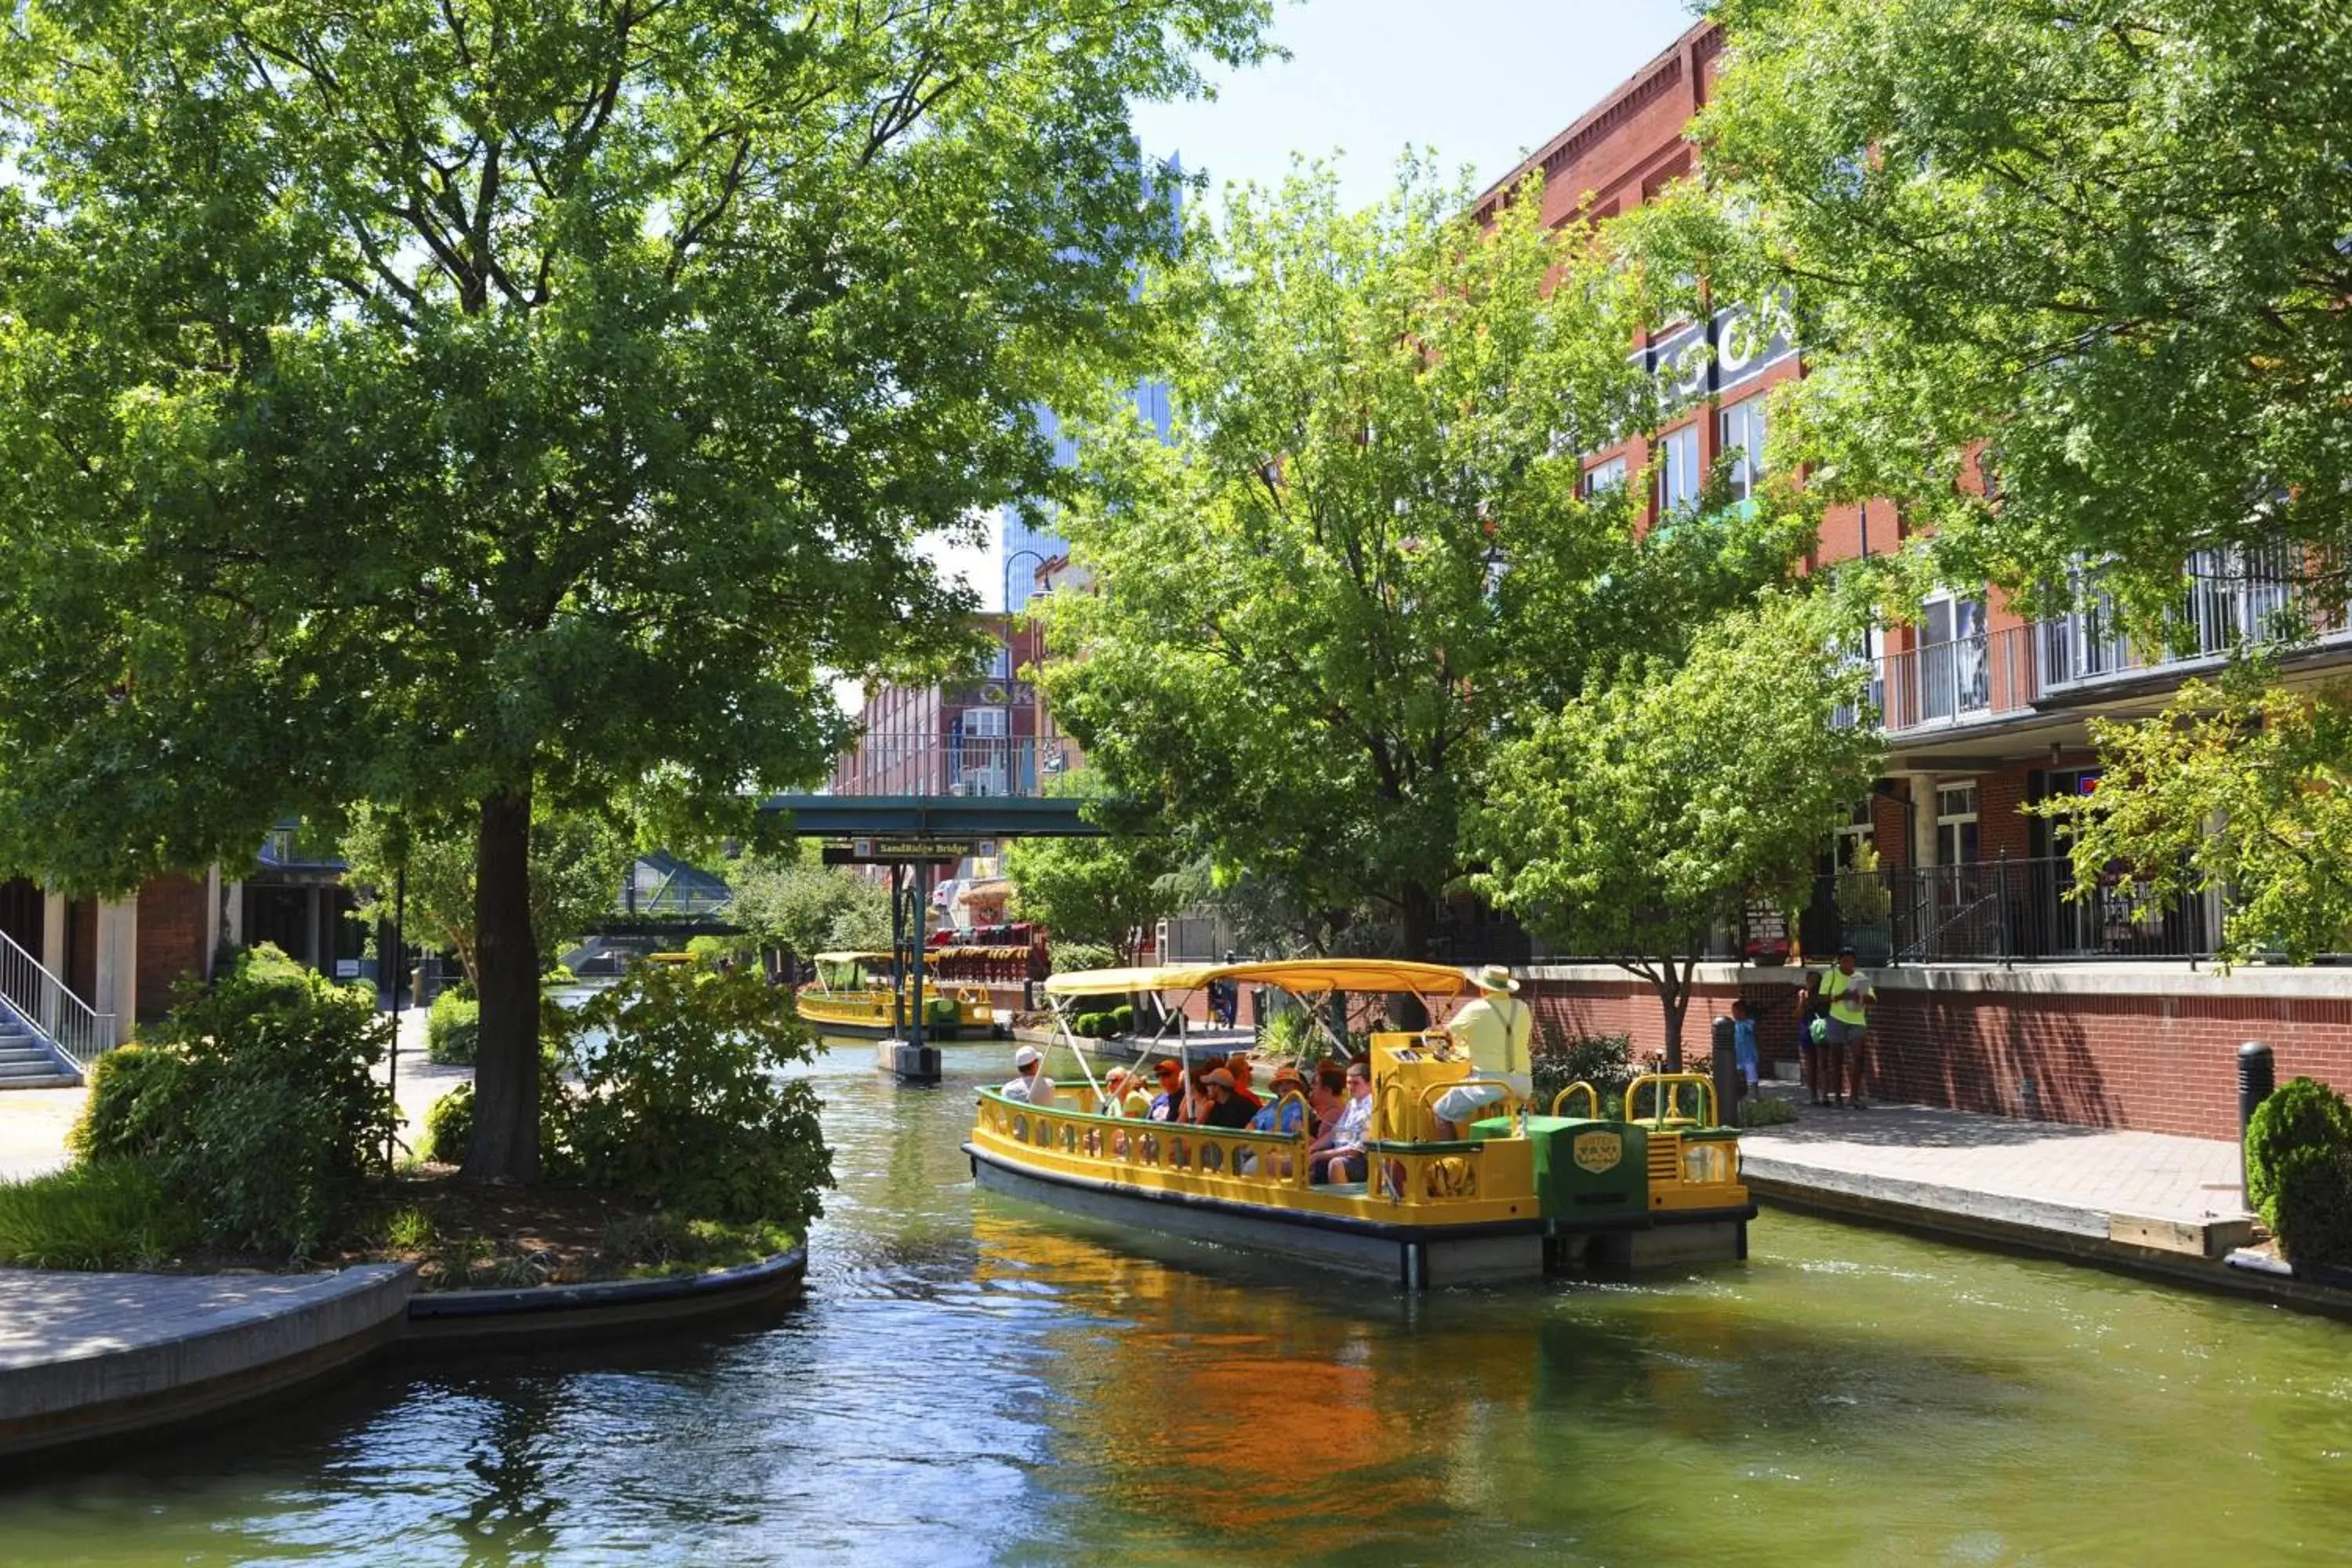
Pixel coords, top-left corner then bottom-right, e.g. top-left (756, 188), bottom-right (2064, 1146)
top-left (1475, 17), bottom-right (2352, 1141)
top-left (830, 613), bottom-right (1061, 800)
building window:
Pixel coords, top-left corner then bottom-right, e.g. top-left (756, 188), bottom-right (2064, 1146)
top-left (1656, 424), bottom-right (1700, 514)
top-left (1719, 396), bottom-right (1767, 501)
top-left (1834, 801), bottom-right (1875, 869)
top-left (1936, 783), bottom-right (1980, 866)
top-left (962, 707), bottom-right (1007, 739)
top-left (1583, 456), bottom-right (1627, 498)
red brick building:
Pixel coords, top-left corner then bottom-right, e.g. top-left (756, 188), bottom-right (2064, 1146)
top-left (1477, 18), bottom-right (2352, 1138)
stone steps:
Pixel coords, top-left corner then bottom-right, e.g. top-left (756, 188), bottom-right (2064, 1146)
top-left (0, 1019), bottom-right (79, 1088)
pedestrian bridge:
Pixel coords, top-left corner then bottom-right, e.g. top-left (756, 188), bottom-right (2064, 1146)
top-left (756, 793), bottom-right (1105, 840)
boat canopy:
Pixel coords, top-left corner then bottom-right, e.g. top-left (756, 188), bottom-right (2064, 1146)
top-left (1041, 959), bottom-right (1482, 1000)
top-left (811, 951), bottom-right (895, 965)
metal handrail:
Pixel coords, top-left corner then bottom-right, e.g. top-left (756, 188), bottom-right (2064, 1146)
top-left (0, 925), bottom-right (115, 1068)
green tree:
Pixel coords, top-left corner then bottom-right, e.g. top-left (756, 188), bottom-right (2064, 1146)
top-left (1040, 160), bottom-right (1791, 967)
top-left (2034, 674), bottom-right (2352, 965)
top-left (1662, 0), bottom-right (2352, 618)
top-left (1004, 774), bottom-right (1178, 964)
top-left (340, 806), bottom-right (634, 985)
top-left (1467, 597), bottom-right (1883, 1065)
top-left (728, 847), bottom-right (892, 972)
top-left (0, 0), bottom-right (1272, 1182)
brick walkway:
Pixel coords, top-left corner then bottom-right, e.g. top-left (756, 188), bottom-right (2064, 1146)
top-left (1740, 1088), bottom-right (2249, 1241)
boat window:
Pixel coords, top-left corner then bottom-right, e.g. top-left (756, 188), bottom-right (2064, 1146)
top-left (1199, 1142), bottom-right (1225, 1174)
top-left (1137, 1134), bottom-right (1160, 1166)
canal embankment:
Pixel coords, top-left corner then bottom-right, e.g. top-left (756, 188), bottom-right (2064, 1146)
top-left (1732, 1093), bottom-right (2330, 1300)
top-left (0, 1264), bottom-right (415, 1458)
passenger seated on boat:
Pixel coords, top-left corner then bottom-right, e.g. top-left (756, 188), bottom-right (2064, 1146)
top-left (1000, 1044), bottom-right (1055, 1108)
top-left (1248, 1065), bottom-right (1309, 1135)
top-left (1100, 1068), bottom-right (1151, 1118)
top-left (1148, 1058), bottom-right (1185, 1121)
top-left (1200, 1068), bottom-right (1256, 1131)
top-left (1224, 1054), bottom-right (1264, 1114)
top-left (1311, 1060), bottom-right (1374, 1185)
top-left (1305, 1061), bottom-right (1346, 1136)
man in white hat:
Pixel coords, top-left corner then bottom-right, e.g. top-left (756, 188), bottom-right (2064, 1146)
top-left (1000, 1044), bottom-right (1056, 1108)
top-left (1432, 965), bottom-right (1534, 1136)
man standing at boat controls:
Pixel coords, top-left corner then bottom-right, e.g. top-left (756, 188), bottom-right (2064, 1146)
top-left (1001, 1044), bottom-right (1056, 1108)
top-left (1432, 966), bottom-right (1534, 1136)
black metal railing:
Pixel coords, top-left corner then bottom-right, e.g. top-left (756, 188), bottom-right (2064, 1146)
top-left (1795, 855), bottom-right (2215, 964)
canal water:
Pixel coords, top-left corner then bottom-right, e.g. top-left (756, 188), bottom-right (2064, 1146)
top-left (3, 1040), bottom-right (2349, 1566)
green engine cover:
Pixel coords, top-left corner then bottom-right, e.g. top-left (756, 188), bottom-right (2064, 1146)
top-left (1471, 1115), bottom-right (1648, 1225)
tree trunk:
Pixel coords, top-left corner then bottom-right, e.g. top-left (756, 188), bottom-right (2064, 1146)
top-left (1389, 882), bottom-right (1437, 1030)
top-left (1658, 957), bottom-right (1691, 1073)
top-left (463, 786), bottom-right (542, 1184)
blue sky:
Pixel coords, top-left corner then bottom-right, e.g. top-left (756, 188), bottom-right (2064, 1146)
top-left (1134, 0), bottom-right (1704, 213)
top-left (933, 0), bottom-right (1705, 611)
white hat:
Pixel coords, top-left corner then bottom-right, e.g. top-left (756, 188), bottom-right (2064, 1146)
top-left (1474, 964), bottom-right (1521, 994)
top-left (1013, 1044), bottom-right (1042, 1069)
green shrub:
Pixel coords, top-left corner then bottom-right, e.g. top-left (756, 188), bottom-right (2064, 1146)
top-left (1071, 1011), bottom-right (1103, 1039)
top-left (2272, 1143), bottom-right (2352, 1269)
top-left (2245, 1077), bottom-right (2352, 1227)
top-left (1738, 1095), bottom-right (1798, 1128)
top-left (1531, 1025), bottom-right (1636, 1114)
top-left (74, 944), bottom-right (395, 1258)
top-left (426, 991), bottom-right (481, 1065)
top-left (0, 1161), bottom-right (192, 1269)
top-left (71, 1046), bottom-right (195, 1163)
top-left (423, 1083), bottom-right (474, 1164)
top-left (1258, 1009), bottom-right (1312, 1062)
top-left (552, 965), bottom-right (832, 1228)
top-left (1051, 940), bottom-right (1118, 975)
top-left (1110, 1004), bottom-right (1134, 1035)
top-left (598, 1211), bottom-right (800, 1276)
top-left (419, 1047), bottom-right (572, 1170)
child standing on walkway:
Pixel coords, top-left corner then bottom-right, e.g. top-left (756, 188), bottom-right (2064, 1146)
top-left (1730, 999), bottom-right (1760, 1091)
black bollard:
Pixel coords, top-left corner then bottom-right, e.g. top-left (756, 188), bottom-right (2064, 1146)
top-left (1711, 1014), bottom-right (1741, 1127)
top-left (2239, 1040), bottom-right (2275, 1207)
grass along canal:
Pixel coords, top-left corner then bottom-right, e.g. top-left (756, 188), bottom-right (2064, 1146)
top-left (0, 1036), bottom-right (2344, 1566)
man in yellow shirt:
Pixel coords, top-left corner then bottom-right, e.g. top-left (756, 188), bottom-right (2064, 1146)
top-left (1817, 946), bottom-right (1875, 1110)
top-left (1432, 966), bottom-right (1534, 1135)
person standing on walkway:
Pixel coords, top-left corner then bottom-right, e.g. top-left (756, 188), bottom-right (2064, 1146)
top-left (1820, 946), bottom-right (1875, 1109)
top-left (1730, 1000), bottom-right (1761, 1092)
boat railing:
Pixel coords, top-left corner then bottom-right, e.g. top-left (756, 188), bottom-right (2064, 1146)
top-left (1623, 1073), bottom-right (1721, 1128)
top-left (973, 1089), bottom-right (1513, 1211)
top-left (1550, 1082), bottom-right (1601, 1119)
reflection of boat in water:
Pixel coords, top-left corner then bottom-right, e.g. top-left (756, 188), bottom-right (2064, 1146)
top-left (967, 960), bottom-right (1753, 1289)
top-left (796, 950), bottom-right (999, 1040)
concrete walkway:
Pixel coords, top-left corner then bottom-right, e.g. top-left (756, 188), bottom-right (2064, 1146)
top-left (0, 1264), bottom-right (413, 1453)
top-left (1740, 1087), bottom-right (2254, 1260)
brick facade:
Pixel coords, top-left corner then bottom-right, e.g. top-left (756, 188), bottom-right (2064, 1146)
top-left (134, 874), bottom-right (209, 1024)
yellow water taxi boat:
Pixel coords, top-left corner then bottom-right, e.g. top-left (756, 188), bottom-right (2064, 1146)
top-left (967, 960), bottom-right (1753, 1288)
top-left (795, 951), bottom-right (998, 1040)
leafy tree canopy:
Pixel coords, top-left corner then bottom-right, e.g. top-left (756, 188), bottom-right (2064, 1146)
top-left (728, 845), bottom-right (891, 967)
top-left (1654, 0), bottom-right (2352, 622)
top-left (1467, 595), bottom-right (1882, 1062)
top-left (1040, 158), bottom-right (1800, 959)
top-left (339, 804), bottom-right (635, 985)
top-left (1004, 771), bottom-right (1180, 964)
top-left (0, 0), bottom-right (1273, 1181)
top-left (2035, 673), bottom-right (2352, 965)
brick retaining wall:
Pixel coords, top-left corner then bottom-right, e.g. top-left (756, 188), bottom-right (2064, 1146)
top-left (1521, 967), bottom-right (2352, 1142)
